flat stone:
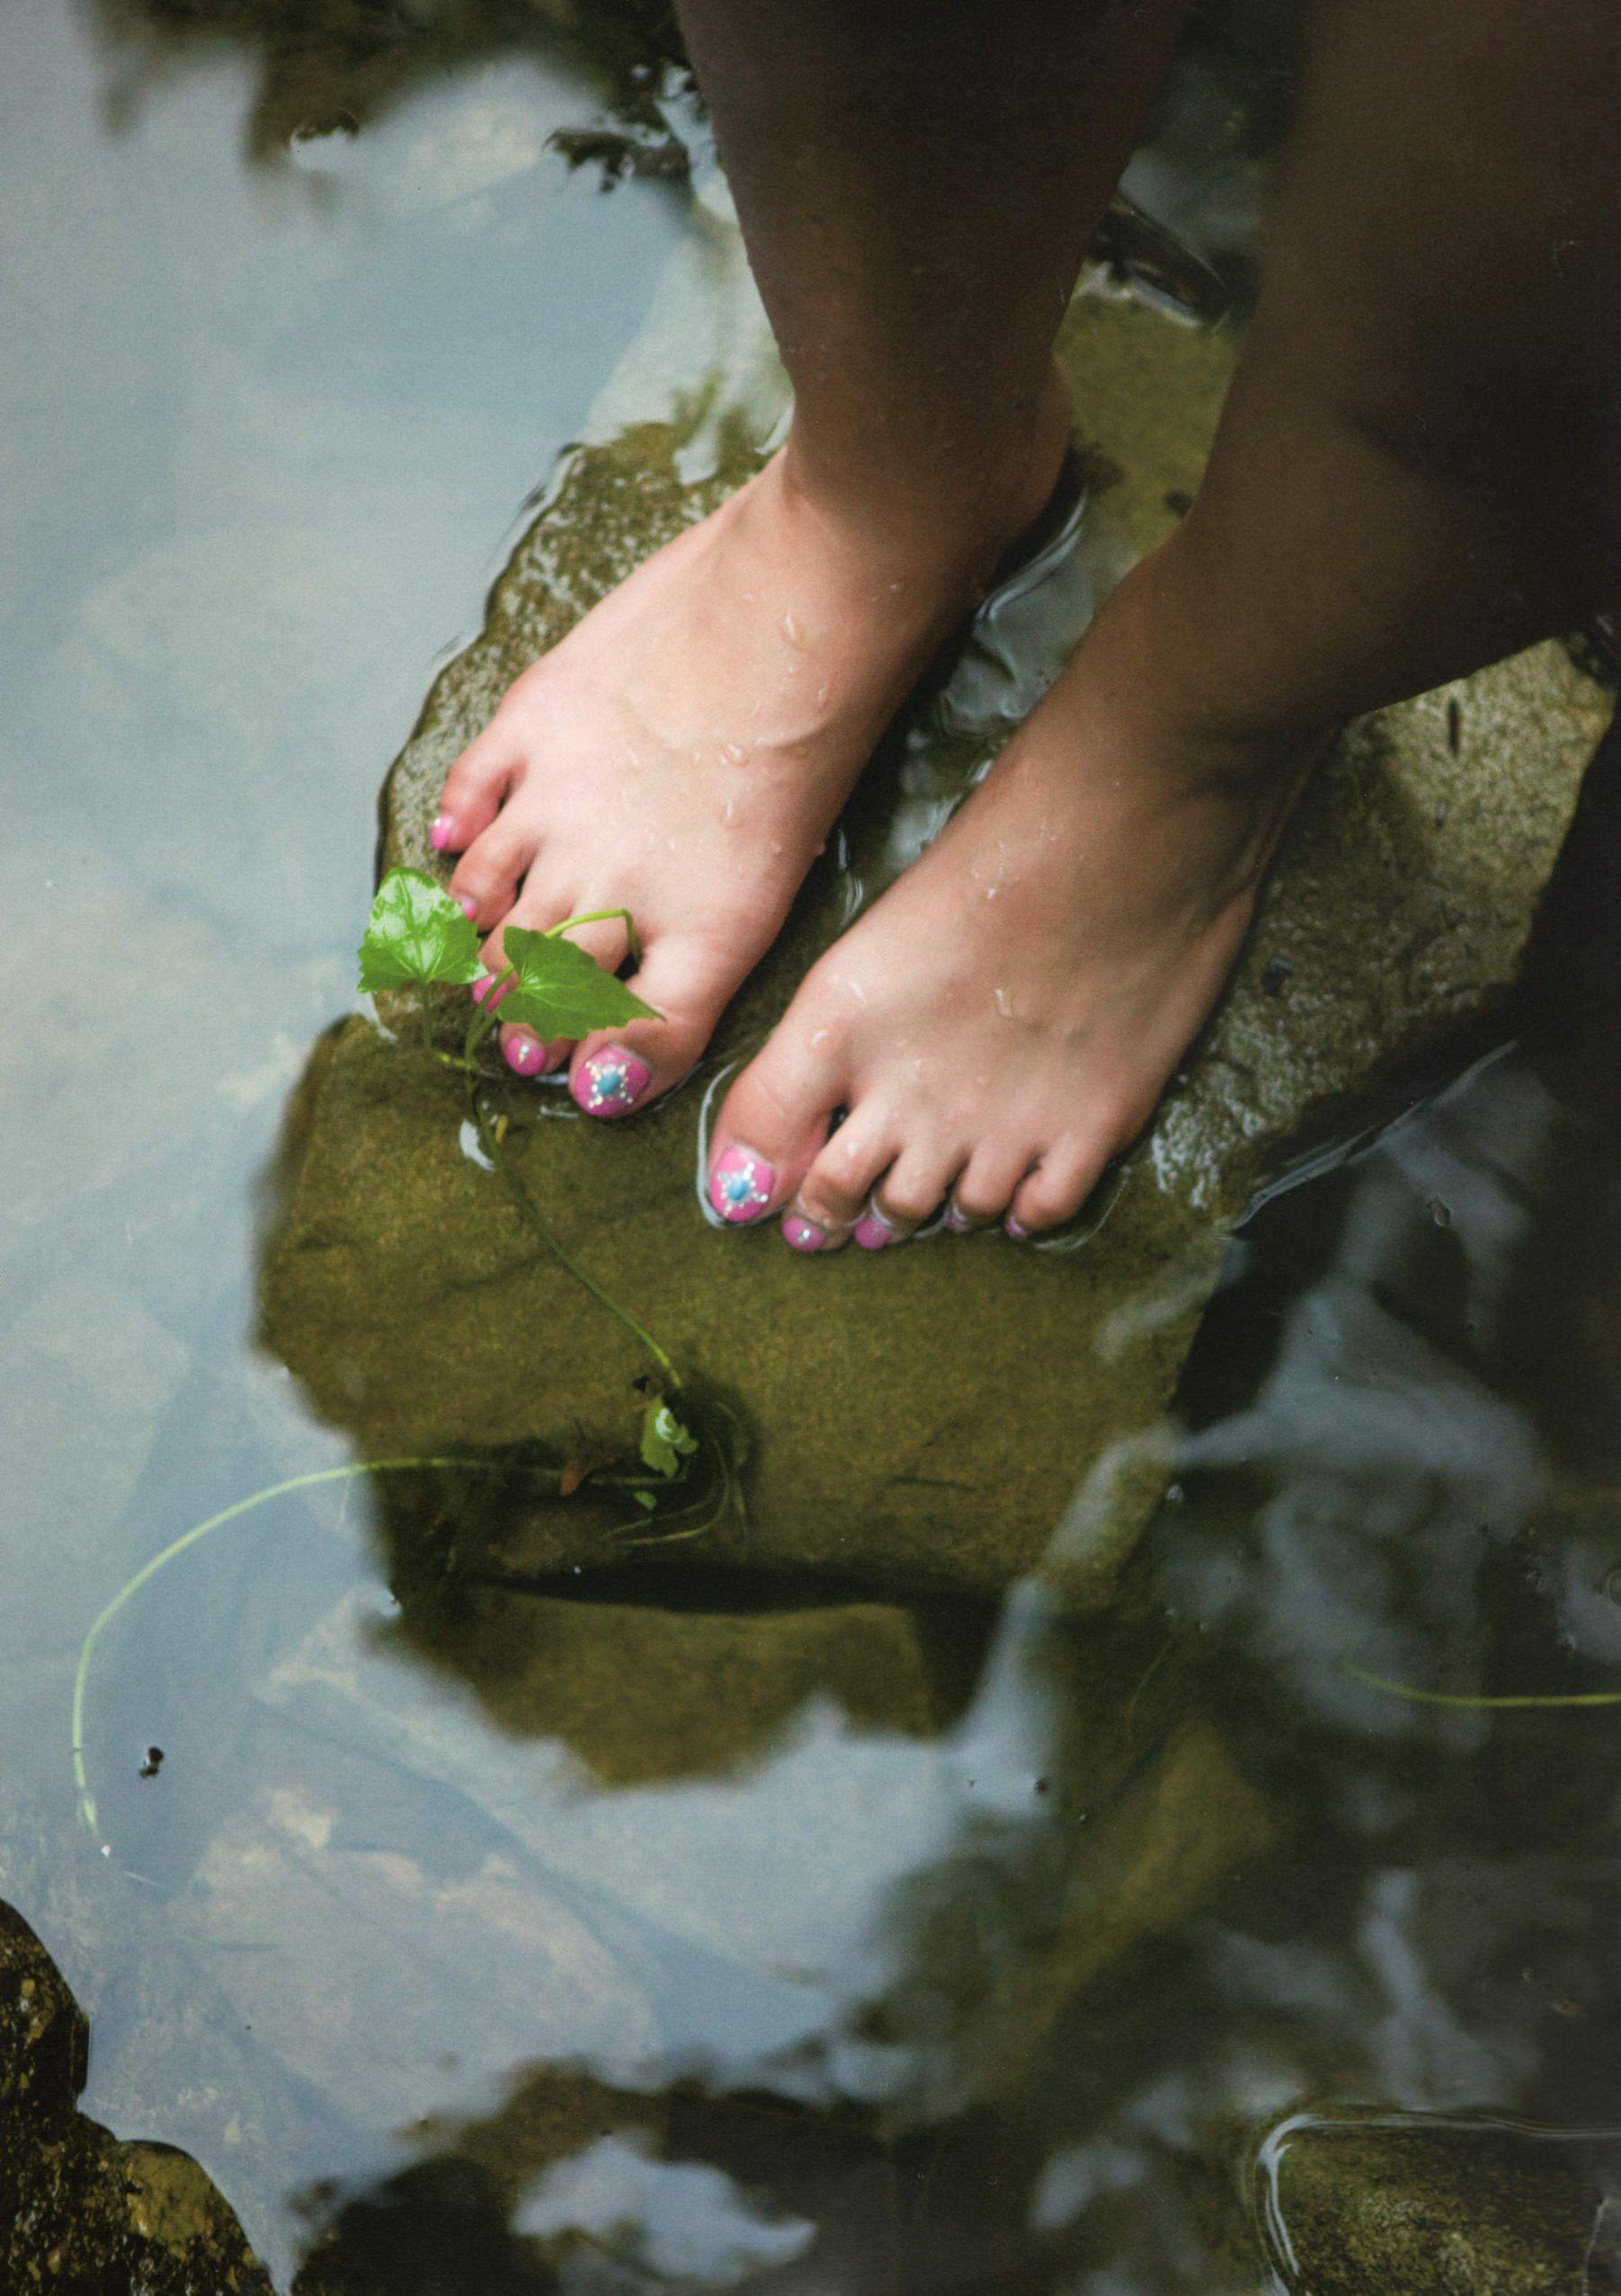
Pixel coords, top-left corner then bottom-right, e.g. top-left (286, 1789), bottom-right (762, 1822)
top-left (261, 263), bottom-right (1611, 1609)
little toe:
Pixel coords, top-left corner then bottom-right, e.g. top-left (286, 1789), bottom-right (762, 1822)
top-left (570, 936), bottom-right (740, 1120)
top-left (707, 1025), bottom-right (851, 1226)
top-left (435, 734), bottom-right (515, 854)
top-left (1007, 1139), bottom-right (1109, 1238)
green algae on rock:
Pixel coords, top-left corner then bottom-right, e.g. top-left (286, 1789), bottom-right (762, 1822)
top-left (1259, 2113), bottom-right (1621, 2296)
top-left (262, 267), bottom-right (1612, 1612)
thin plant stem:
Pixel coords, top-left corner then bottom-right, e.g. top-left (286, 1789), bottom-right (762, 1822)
top-left (552, 909), bottom-right (641, 965)
top-left (463, 965), bottom-right (516, 1063)
top-left (470, 1090), bottom-right (680, 1389)
top-left (72, 1456), bottom-right (511, 1849)
top-left (1342, 1661), bottom-right (1621, 1711)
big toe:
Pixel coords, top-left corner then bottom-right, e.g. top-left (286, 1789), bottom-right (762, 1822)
top-left (705, 1015), bottom-right (849, 1227)
top-left (568, 934), bottom-right (745, 1120)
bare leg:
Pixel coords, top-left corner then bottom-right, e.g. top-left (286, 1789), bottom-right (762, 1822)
top-left (708, 0), bottom-right (1620, 1246)
top-left (433, 0), bottom-right (1185, 1100)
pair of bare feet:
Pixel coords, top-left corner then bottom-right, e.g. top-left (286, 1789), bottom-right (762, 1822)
top-left (431, 401), bottom-right (1311, 1250)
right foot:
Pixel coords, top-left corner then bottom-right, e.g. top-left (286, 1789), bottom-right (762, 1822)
top-left (432, 414), bottom-right (1070, 1109)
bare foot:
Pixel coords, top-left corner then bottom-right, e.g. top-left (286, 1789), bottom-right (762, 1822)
top-left (432, 405), bottom-right (1070, 1109)
top-left (701, 557), bottom-right (1323, 1244)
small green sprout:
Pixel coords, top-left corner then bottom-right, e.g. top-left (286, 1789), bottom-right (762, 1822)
top-left (358, 869), bottom-right (661, 1053)
top-left (641, 1400), bottom-right (700, 1479)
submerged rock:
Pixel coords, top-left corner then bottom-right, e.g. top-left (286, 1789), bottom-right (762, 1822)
top-left (0, 1898), bottom-right (272, 2294)
top-left (155, 1562), bottom-right (1269, 2171)
top-left (1260, 2113), bottom-right (1621, 2296)
top-left (261, 262), bottom-right (1611, 1610)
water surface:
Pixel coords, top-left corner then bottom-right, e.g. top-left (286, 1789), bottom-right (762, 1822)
top-left (4, 6), bottom-right (1619, 2292)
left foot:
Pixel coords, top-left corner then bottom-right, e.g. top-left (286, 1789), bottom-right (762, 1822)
top-left (704, 567), bottom-right (1322, 1246)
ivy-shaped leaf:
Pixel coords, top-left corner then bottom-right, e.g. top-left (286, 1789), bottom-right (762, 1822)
top-left (359, 868), bottom-right (484, 993)
top-left (500, 925), bottom-right (661, 1042)
top-left (641, 1401), bottom-right (699, 1479)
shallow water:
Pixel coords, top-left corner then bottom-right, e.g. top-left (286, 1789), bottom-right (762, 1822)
top-left (4, 5), bottom-right (1620, 2292)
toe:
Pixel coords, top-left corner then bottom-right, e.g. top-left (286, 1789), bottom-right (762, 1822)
top-left (792, 1107), bottom-right (900, 1241)
top-left (707, 1020), bottom-right (851, 1226)
top-left (947, 1139), bottom-right (1035, 1235)
top-left (434, 732), bottom-right (515, 854)
top-left (499, 1026), bottom-right (565, 1080)
top-left (450, 815), bottom-right (536, 930)
top-left (491, 895), bottom-right (632, 1082)
top-left (853, 1137), bottom-right (961, 1249)
top-left (1007, 1136), bottom-right (1110, 1237)
top-left (569, 935), bottom-right (739, 1120)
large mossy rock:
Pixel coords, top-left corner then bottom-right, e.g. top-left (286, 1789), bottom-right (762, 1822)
top-left (0, 1898), bottom-right (272, 2294)
top-left (261, 279), bottom-right (1612, 1608)
top-left (1262, 2114), bottom-right (1621, 2295)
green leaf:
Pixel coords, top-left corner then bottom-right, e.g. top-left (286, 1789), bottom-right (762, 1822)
top-left (641, 1401), bottom-right (699, 1479)
top-left (359, 868), bottom-right (484, 993)
top-left (500, 925), bottom-right (660, 1042)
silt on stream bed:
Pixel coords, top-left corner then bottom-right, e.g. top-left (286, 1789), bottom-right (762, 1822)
top-left (4, 3), bottom-right (1620, 2291)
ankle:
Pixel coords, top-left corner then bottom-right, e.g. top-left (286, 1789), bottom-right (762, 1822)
top-left (776, 363), bottom-right (1074, 602)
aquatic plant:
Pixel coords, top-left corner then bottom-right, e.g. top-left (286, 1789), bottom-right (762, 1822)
top-left (361, 870), bottom-right (748, 1525)
top-left (72, 870), bottom-right (742, 1852)
top-left (1341, 1661), bottom-right (1621, 1712)
top-left (357, 867), bottom-right (690, 1419)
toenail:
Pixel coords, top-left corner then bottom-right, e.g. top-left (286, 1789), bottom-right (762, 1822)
top-left (471, 972), bottom-right (500, 1004)
top-left (503, 1032), bottom-right (547, 1077)
top-left (943, 1202), bottom-right (975, 1235)
top-left (782, 1214), bottom-right (833, 1253)
top-left (1005, 1215), bottom-right (1030, 1240)
top-left (852, 1201), bottom-right (901, 1251)
top-left (453, 891), bottom-right (477, 919)
top-left (573, 1045), bottom-right (651, 1118)
top-left (431, 813), bottom-right (453, 851)
top-left (708, 1145), bottom-right (775, 1224)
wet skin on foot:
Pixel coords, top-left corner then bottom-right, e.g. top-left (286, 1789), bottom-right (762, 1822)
top-left (700, 556), bottom-right (1315, 1251)
top-left (430, 430), bottom-right (1071, 1123)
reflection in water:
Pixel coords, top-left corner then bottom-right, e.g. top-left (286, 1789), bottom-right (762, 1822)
top-left (88, 0), bottom-right (693, 172)
top-left (4, 1), bottom-right (1620, 2288)
top-left (76, 820), bottom-right (1621, 2283)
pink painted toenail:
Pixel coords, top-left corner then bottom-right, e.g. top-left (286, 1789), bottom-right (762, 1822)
top-left (943, 1203), bottom-right (974, 1234)
top-left (572, 1045), bottom-right (651, 1118)
top-left (503, 1033), bottom-right (547, 1077)
top-left (453, 891), bottom-right (477, 919)
top-left (708, 1145), bottom-right (775, 1224)
top-left (471, 972), bottom-right (495, 1003)
top-left (852, 1210), bottom-right (897, 1251)
top-left (782, 1215), bottom-right (831, 1253)
top-left (430, 813), bottom-right (453, 851)
top-left (1005, 1215), bottom-right (1030, 1240)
